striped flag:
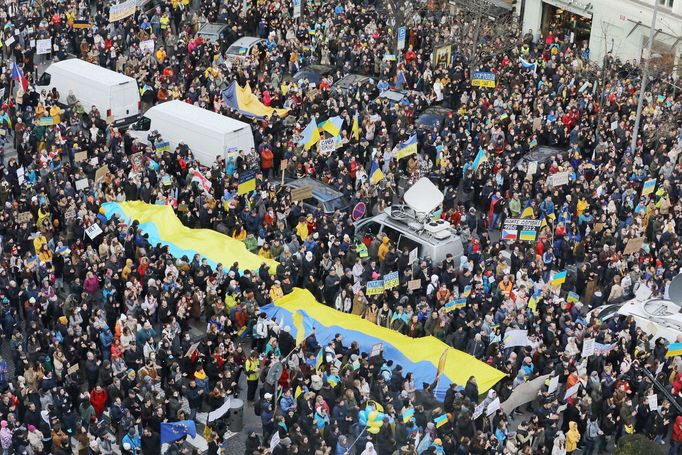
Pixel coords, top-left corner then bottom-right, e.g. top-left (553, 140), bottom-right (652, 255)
top-left (402, 408), bottom-right (415, 423)
top-left (434, 414), bottom-right (448, 428)
top-left (666, 342), bottom-right (682, 358)
top-left (191, 169), bottom-right (212, 194)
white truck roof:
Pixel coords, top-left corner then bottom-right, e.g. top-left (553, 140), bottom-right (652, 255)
top-left (147, 100), bottom-right (251, 133)
top-left (48, 59), bottom-right (136, 86)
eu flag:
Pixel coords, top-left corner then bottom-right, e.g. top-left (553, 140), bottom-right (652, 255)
top-left (160, 420), bottom-right (197, 444)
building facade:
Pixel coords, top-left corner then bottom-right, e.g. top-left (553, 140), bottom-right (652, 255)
top-left (520, 0), bottom-right (682, 71)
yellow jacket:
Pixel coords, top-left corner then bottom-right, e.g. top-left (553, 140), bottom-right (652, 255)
top-left (378, 236), bottom-right (390, 262)
top-left (296, 222), bottom-right (309, 241)
top-left (566, 421), bottom-right (580, 452)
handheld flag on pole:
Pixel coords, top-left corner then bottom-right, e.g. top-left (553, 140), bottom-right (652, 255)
top-left (370, 161), bottom-right (384, 184)
top-left (551, 270), bottom-right (567, 286)
top-left (160, 420), bottom-right (197, 444)
top-left (434, 414), bottom-right (448, 428)
top-left (318, 116), bottom-right (344, 137)
top-left (666, 342), bottom-right (682, 358)
top-left (396, 134), bottom-right (418, 160)
top-left (315, 348), bottom-right (324, 369)
top-left (352, 112), bottom-right (360, 141)
top-left (298, 118), bottom-right (321, 150)
top-left (471, 148), bottom-right (487, 171)
top-left (11, 62), bottom-right (28, 92)
top-left (435, 348), bottom-right (448, 382)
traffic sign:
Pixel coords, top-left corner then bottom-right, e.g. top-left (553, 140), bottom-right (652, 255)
top-left (352, 202), bottom-right (366, 221)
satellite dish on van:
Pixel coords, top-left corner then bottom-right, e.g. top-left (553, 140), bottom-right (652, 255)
top-left (670, 273), bottom-right (682, 305)
top-left (403, 177), bottom-right (444, 215)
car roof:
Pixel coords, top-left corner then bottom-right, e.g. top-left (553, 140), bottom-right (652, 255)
top-left (284, 177), bottom-right (344, 202)
top-left (197, 23), bottom-right (228, 35)
top-left (517, 146), bottom-right (565, 166)
top-left (361, 213), bottom-right (459, 247)
top-left (419, 106), bottom-right (454, 117)
top-left (229, 36), bottom-right (262, 48)
top-left (297, 65), bottom-right (334, 75)
top-left (333, 74), bottom-right (372, 89)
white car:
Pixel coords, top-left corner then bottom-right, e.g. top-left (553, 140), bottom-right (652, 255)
top-left (594, 298), bottom-right (682, 344)
top-left (225, 37), bottom-right (263, 62)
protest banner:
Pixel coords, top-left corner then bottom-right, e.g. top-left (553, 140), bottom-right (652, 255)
top-left (109, 0), bottom-right (136, 21)
top-left (95, 165), bottom-right (109, 184)
top-left (16, 212), bottom-right (32, 224)
top-left (501, 374), bottom-right (551, 414)
top-left (237, 170), bottom-right (257, 195)
top-left (549, 171), bottom-right (570, 187)
top-left (581, 338), bottom-right (595, 357)
top-left (408, 279), bottom-right (421, 290)
top-left (139, 39), bottom-right (155, 54)
top-left (75, 178), bottom-right (89, 191)
top-left (503, 329), bottom-right (529, 348)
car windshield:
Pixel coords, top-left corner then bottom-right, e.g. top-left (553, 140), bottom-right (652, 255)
top-left (324, 196), bottom-right (350, 212)
top-left (227, 46), bottom-right (248, 55)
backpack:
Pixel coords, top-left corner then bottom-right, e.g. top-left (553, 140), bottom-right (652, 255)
top-left (254, 399), bottom-right (262, 416)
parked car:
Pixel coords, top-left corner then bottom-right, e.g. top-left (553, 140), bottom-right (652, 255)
top-left (225, 36), bottom-right (263, 62)
top-left (415, 106), bottom-right (453, 131)
top-left (379, 89), bottom-right (427, 107)
top-left (195, 23), bottom-right (228, 43)
top-left (514, 145), bottom-right (567, 171)
top-left (283, 177), bottom-right (351, 214)
top-left (332, 74), bottom-right (374, 95)
top-left (292, 65), bottom-right (334, 85)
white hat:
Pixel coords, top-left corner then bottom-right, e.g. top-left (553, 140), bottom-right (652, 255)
top-left (264, 393), bottom-right (273, 400)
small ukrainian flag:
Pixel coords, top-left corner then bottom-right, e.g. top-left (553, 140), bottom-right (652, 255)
top-left (315, 348), bottom-right (324, 369)
top-left (666, 342), bottom-right (682, 358)
top-left (551, 270), bottom-right (567, 286)
top-left (434, 414), bottom-right (448, 428)
top-left (402, 408), bottom-right (415, 423)
top-left (370, 160), bottom-right (384, 184)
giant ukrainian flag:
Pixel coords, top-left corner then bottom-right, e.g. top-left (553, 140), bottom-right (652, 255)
top-left (102, 202), bottom-right (505, 398)
top-left (264, 289), bottom-right (504, 397)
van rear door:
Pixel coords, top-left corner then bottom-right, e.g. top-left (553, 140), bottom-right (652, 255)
top-left (109, 81), bottom-right (140, 122)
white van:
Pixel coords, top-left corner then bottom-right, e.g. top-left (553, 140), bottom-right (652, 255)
top-left (354, 178), bottom-right (465, 263)
top-left (127, 100), bottom-right (255, 168)
top-left (36, 59), bottom-right (140, 128)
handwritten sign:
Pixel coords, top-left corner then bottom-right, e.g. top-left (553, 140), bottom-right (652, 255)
top-left (74, 151), bottom-right (88, 163)
top-left (407, 279), bottom-right (422, 291)
top-left (290, 185), bottom-right (313, 201)
top-left (75, 178), bottom-right (89, 191)
top-left (85, 224), bottom-right (103, 240)
top-left (95, 165), bottom-right (109, 184)
top-left (16, 211), bottom-right (32, 224)
top-left (318, 137), bottom-right (337, 153)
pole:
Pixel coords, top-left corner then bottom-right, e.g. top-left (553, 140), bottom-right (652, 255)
top-left (630, 0), bottom-right (659, 154)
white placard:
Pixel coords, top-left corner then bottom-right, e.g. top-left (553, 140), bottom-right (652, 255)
top-left (269, 431), bottom-right (280, 450)
top-left (4, 36), bottom-right (15, 47)
top-left (503, 329), bottom-right (529, 348)
top-left (85, 224), bottom-right (103, 240)
top-left (207, 397), bottom-right (232, 423)
top-left (550, 171), bottom-right (569, 187)
top-left (647, 394), bottom-right (658, 412)
top-left (139, 39), bottom-right (155, 54)
top-left (548, 375), bottom-right (560, 394)
top-left (486, 397), bottom-right (500, 416)
top-left (563, 382), bottom-right (580, 400)
top-left (370, 343), bottom-right (383, 357)
top-left (75, 178), bottom-right (89, 191)
top-left (292, 0), bottom-right (301, 18)
top-left (318, 137), bottom-right (336, 153)
top-left (472, 401), bottom-right (486, 420)
top-left (409, 247), bottom-right (419, 265)
top-left (581, 338), bottom-right (595, 358)
top-left (36, 38), bottom-right (52, 55)
top-left (527, 161), bottom-right (538, 176)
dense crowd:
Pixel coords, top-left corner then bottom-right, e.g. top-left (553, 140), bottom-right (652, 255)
top-left (0, 0), bottom-right (681, 454)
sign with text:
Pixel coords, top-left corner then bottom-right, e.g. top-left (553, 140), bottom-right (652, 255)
top-left (471, 71), bottom-right (496, 88)
top-left (109, 0), bottom-right (136, 21)
top-left (36, 38), bottom-right (51, 55)
top-left (549, 171), bottom-right (570, 187)
top-left (290, 185), bottom-right (313, 201)
top-left (366, 280), bottom-right (385, 296)
top-left (318, 137), bottom-right (336, 153)
top-left (85, 223), bottom-right (103, 240)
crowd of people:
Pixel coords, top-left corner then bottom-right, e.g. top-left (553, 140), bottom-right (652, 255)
top-left (0, 0), bottom-right (681, 453)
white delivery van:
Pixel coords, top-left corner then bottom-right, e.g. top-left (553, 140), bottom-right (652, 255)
top-left (35, 59), bottom-right (140, 128)
top-left (127, 100), bottom-right (255, 167)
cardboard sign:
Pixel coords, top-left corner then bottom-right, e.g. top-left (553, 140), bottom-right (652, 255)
top-left (75, 178), bottom-right (89, 191)
top-left (67, 364), bottom-right (80, 375)
top-left (290, 185), bottom-right (313, 201)
top-left (280, 159), bottom-right (288, 171)
top-left (36, 38), bottom-right (51, 55)
top-left (408, 279), bottom-right (422, 290)
top-left (74, 151), bottom-right (88, 163)
top-left (95, 165), bottom-right (109, 184)
top-left (85, 224), bottom-right (103, 240)
top-left (16, 211), bottom-right (32, 224)
top-left (486, 397), bottom-right (500, 416)
top-left (623, 236), bottom-right (645, 255)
